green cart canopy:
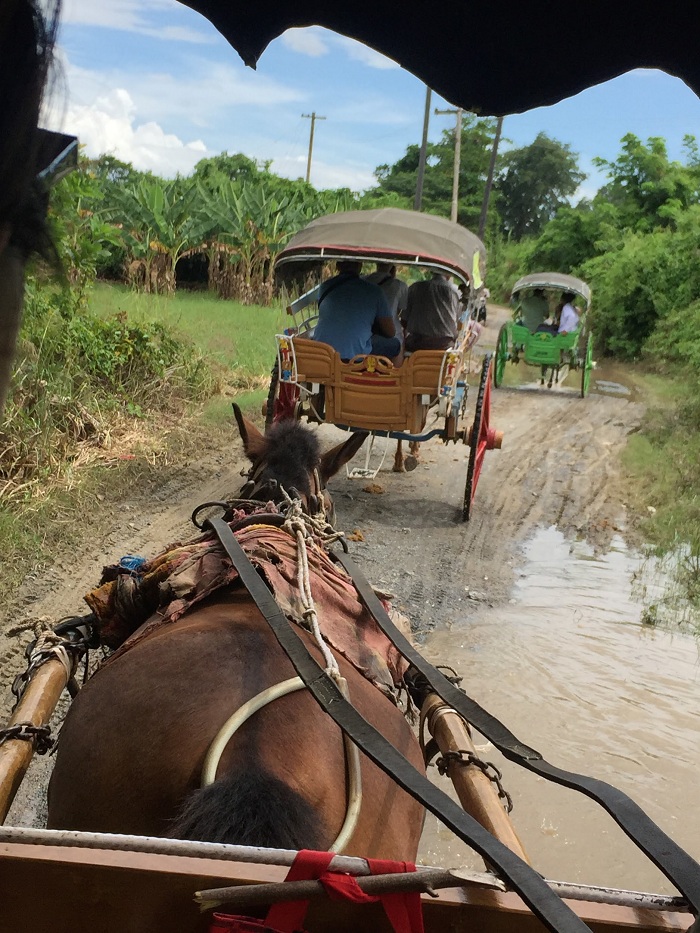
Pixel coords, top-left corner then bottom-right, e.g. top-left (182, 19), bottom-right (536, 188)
top-left (512, 273), bottom-right (591, 307)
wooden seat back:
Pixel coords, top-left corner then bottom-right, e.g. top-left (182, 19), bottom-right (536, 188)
top-left (286, 339), bottom-right (450, 435)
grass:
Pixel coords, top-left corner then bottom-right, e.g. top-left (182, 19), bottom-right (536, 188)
top-left (620, 368), bottom-right (700, 631)
top-left (0, 283), bottom-right (281, 605)
top-left (90, 283), bottom-right (286, 392)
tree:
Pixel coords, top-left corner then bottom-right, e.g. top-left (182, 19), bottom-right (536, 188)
top-left (192, 152), bottom-right (262, 187)
top-left (372, 115), bottom-right (499, 228)
top-left (526, 200), bottom-right (621, 274)
top-left (494, 133), bottom-right (585, 239)
top-left (593, 134), bottom-right (699, 231)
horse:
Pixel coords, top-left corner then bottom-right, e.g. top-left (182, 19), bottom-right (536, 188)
top-left (47, 410), bottom-right (426, 859)
top-left (0, 0), bottom-right (58, 412)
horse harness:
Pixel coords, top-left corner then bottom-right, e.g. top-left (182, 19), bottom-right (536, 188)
top-left (204, 512), bottom-right (700, 933)
top-left (238, 460), bottom-right (331, 524)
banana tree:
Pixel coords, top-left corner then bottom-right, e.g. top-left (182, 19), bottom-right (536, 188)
top-left (197, 180), bottom-right (308, 303)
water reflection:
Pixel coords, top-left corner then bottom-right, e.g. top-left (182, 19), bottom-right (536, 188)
top-left (418, 526), bottom-right (700, 893)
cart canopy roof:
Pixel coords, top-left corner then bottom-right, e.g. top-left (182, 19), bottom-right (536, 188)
top-left (276, 208), bottom-right (486, 287)
top-left (512, 273), bottom-right (591, 306)
top-left (179, 2), bottom-right (700, 116)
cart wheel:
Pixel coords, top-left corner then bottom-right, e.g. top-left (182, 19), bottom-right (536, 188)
top-left (265, 361), bottom-right (301, 426)
top-left (580, 333), bottom-right (593, 398)
top-left (494, 324), bottom-right (509, 388)
top-left (463, 353), bottom-right (494, 522)
top-left (264, 361), bottom-right (279, 430)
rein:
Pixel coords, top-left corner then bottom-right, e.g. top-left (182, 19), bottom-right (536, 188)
top-left (205, 514), bottom-right (593, 933)
top-left (204, 512), bottom-right (700, 931)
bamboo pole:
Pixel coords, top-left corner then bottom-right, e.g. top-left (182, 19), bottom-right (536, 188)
top-left (195, 866), bottom-right (505, 912)
top-left (0, 657), bottom-right (70, 823)
top-left (422, 693), bottom-right (529, 863)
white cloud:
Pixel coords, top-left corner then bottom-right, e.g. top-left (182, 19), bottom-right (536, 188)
top-left (281, 28), bottom-right (329, 58)
top-left (277, 25), bottom-right (399, 70)
top-left (271, 154), bottom-right (375, 191)
top-left (60, 0), bottom-right (215, 43)
top-left (54, 55), bottom-right (305, 134)
top-left (48, 87), bottom-right (210, 176)
top-left (334, 36), bottom-right (399, 70)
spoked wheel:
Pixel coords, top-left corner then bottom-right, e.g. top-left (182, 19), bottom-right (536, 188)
top-left (494, 324), bottom-right (509, 388)
top-left (463, 353), bottom-right (501, 522)
top-left (580, 333), bottom-right (593, 398)
top-left (263, 361), bottom-right (279, 429)
top-left (264, 361), bottom-right (300, 427)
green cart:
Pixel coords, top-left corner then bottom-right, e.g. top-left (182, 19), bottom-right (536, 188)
top-left (493, 272), bottom-right (593, 397)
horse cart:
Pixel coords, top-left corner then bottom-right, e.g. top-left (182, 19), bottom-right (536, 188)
top-left (0, 409), bottom-right (698, 933)
top-left (268, 207), bottom-right (502, 521)
top-left (494, 273), bottom-right (594, 396)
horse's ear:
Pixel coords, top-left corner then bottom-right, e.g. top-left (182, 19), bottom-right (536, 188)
top-left (232, 403), bottom-right (266, 461)
top-left (319, 432), bottom-right (368, 484)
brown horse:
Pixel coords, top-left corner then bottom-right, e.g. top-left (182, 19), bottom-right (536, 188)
top-left (47, 413), bottom-right (426, 858)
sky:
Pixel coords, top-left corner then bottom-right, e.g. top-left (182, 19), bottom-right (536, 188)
top-left (48, 0), bottom-right (700, 198)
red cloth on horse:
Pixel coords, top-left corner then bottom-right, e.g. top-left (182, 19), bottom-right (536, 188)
top-left (211, 849), bottom-right (424, 933)
top-left (85, 520), bottom-right (412, 699)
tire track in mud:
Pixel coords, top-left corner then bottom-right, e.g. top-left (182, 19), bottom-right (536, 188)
top-left (331, 384), bottom-right (642, 637)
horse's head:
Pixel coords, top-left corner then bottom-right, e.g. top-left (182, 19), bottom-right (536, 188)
top-left (232, 403), bottom-right (366, 523)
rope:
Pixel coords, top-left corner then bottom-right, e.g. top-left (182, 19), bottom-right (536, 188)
top-left (11, 626), bottom-right (81, 709)
top-left (279, 489), bottom-right (343, 678)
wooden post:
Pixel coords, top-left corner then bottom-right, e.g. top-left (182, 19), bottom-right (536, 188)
top-left (0, 657), bottom-right (70, 823)
top-left (422, 693), bottom-right (529, 863)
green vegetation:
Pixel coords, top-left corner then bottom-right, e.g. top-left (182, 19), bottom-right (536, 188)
top-left (623, 375), bottom-right (700, 629)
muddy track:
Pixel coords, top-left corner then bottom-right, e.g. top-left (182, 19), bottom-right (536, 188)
top-left (0, 306), bottom-right (643, 824)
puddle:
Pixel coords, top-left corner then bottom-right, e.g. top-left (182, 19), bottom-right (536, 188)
top-left (491, 356), bottom-right (639, 399)
top-left (418, 526), bottom-right (700, 892)
top-left (593, 379), bottom-right (630, 396)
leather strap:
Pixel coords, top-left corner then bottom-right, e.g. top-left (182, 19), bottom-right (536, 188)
top-left (332, 550), bottom-right (700, 916)
top-left (205, 517), bottom-right (594, 933)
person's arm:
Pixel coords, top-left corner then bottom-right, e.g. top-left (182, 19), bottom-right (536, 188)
top-left (375, 292), bottom-right (395, 337)
top-left (376, 315), bottom-right (396, 337)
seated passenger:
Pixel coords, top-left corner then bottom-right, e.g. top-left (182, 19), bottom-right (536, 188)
top-left (364, 262), bottom-right (409, 353)
top-left (312, 260), bottom-right (400, 361)
top-left (557, 292), bottom-right (580, 335)
top-left (401, 271), bottom-right (461, 352)
top-left (519, 288), bottom-right (549, 332)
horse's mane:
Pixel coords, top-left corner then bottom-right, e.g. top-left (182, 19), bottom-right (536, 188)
top-left (255, 420), bottom-right (321, 497)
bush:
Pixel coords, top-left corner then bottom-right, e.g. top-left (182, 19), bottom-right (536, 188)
top-left (0, 280), bottom-right (214, 492)
top-left (582, 207), bottom-right (700, 359)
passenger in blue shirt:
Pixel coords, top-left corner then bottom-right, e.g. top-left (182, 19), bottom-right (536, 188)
top-left (312, 260), bottom-right (400, 361)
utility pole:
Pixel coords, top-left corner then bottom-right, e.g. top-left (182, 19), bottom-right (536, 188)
top-left (301, 112), bottom-right (326, 184)
top-left (435, 106), bottom-right (463, 223)
top-left (414, 86), bottom-right (432, 211)
top-left (478, 115), bottom-right (504, 240)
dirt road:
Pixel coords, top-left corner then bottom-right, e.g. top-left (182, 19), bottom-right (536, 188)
top-left (0, 304), bottom-right (644, 824)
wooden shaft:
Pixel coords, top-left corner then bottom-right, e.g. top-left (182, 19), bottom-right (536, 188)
top-left (0, 657), bottom-right (70, 823)
top-left (422, 693), bottom-right (529, 863)
top-left (195, 866), bottom-right (505, 911)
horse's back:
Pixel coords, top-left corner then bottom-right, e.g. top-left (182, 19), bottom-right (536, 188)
top-left (48, 590), bottom-right (425, 858)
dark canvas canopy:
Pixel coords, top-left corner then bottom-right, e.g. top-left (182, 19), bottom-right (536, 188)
top-left (275, 208), bottom-right (486, 286)
top-left (512, 272), bottom-right (591, 306)
top-left (178, 2), bottom-right (700, 115)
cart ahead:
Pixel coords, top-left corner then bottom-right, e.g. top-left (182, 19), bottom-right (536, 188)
top-left (270, 208), bottom-right (503, 521)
